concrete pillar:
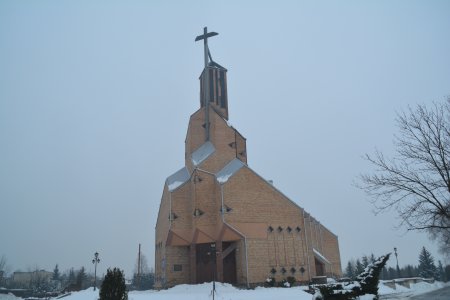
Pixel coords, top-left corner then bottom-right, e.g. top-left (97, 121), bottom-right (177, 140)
top-left (216, 241), bottom-right (223, 282)
top-left (190, 244), bottom-right (196, 284)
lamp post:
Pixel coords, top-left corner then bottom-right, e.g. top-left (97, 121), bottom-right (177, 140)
top-left (394, 247), bottom-right (400, 278)
top-left (92, 252), bottom-right (100, 291)
top-left (209, 243), bottom-right (217, 300)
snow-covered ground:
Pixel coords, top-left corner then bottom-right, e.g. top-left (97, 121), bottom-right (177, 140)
top-left (0, 280), bottom-right (448, 300)
top-left (378, 280), bottom-right (449, 299)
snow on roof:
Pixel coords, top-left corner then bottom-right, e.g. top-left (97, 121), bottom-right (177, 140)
top-left (313, 248), bottom-right (331, 264)
top-left (216, 158), bottom-right (245, 184)
top-left (191, 141), bottom-right (215, 166)
top-left (166, 167), bottom-right (190, 192)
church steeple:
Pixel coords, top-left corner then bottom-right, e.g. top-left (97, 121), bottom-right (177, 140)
top-left (199, 61), bottom-right (228, 120)
top-left (195, 27), bottom-right (229, 128)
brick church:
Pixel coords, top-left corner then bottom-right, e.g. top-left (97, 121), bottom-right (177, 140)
top-left (155, 28), bottom-right (342, 288)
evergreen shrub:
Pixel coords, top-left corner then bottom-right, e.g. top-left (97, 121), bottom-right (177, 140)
top-left (99, 268), bottom-right (128, 300)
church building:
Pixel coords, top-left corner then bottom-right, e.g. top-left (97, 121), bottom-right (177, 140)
top-left (155, 28), bottom-right (342, 288)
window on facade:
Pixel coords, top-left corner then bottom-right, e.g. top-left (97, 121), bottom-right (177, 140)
top-left (169, 213), bottom-right (178, 220)
top-left (220, 205), bottom-right (232, 213)
top-left (194, 175), bottom-right (203, 183)
top-left (296, 226), bottom-right (301, 233)
top-left (278, 226), bottom-right (283, 233)
top-left (173, 264), bottom-right (182, 272)
top-left (300, 267), bottom-right (306, 274)
top-left (270, 268), bottom-right (277, 274)
top-left (193, 208), bottom-right (204, 217)
top-left (286, 226), bottom-right (292, 233)
top-left (268, 226), bottom-right (274, 233)
top-left (281, 267), bottom-right (287, 274)
top-left (228, 142), bottom-right (236, 149)
top-left (290, 267), bottom-right (296, 274)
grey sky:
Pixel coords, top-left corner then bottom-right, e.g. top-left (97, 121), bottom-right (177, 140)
top-left (1, 1), bottom-right (449, 278)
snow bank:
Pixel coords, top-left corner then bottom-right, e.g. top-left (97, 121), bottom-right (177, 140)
top-left (62, 288), bottom-right (98, 300)
top-left (379, 280), bottom-right (449, 298)
top-left (0, 294), bottom-right (22, 300)
top-left (4, 281), bottom-right (446, 300)
top-left (408, 281), bottom-right (446, 296)
top-left (55, 283), bottom-right (315, 300)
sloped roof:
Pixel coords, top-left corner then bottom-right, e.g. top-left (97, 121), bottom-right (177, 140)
top-left (313, 248), bottom-right (331, 264)
top-left (208, 60), bottom-right (227, 71)
top-left (166, 166), bottom-right (190, 192)
top-left (191, 141), bottom-right (215, 166)
top-left (216, 158), bottom-right (245, 184)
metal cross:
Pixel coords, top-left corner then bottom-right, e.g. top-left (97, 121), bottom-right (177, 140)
top-left (195, 27), bottom-right (218, 142)
top-left (195, 27), bottom-right (218, 68)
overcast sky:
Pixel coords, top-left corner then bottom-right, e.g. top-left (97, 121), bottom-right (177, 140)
top-left (1, 1), bottom-right (450, 278)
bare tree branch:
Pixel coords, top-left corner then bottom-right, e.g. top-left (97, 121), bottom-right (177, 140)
top-left (358, 99), bottom-right (450, 254)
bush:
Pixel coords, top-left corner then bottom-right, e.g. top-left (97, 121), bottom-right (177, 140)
top-left (286, 276), bottom-right (296, 287)
top-left (316, 284), bottom-right (358, 300)
top-left (357, 253), bottom-right (390, 296)
top-left (277, 279), bottom-right (290, 288)
top-left (265, 277), bottom-right (275, 287)
top-left (313, 253), bottom-right (390, 300)
top-left (99, 268), bottom-right (128, 300)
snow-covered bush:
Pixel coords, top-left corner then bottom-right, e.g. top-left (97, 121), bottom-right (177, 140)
top-left (312, 253), bottom-right (390, 300)
top-left (357, 253), bottom-right (390, 296)
top-left (314, 284), bottom-right (358, 300)
top-left (277, 278), bottom-right (289, 288)
top-left (286, 276), bottom-right (296, 287)
top-left (265, 277), bottom-right (275, 287)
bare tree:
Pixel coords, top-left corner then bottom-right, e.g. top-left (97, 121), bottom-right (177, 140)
top-left (359, 100), bottom-right (450, 255)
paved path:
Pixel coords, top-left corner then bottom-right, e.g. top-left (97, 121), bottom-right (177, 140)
top-left (409, 285), bottom-right (450, 300)
top-left (380, 285), bottom-right (450, 300)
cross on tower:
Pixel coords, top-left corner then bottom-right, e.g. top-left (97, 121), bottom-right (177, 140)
top-left (195, 27), bottom-right (219, 142)
top-left (195, 27), bottom-right (218, 68)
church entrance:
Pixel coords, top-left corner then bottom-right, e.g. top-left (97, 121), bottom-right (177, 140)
top-left (195, 242), bottom-right (238, 284)
top-left (315, 257), bottom-right (325, 276)
top-left (195, 243), bottom-right (215, 283)
top-left (222, 242), bottom-right (237, 284)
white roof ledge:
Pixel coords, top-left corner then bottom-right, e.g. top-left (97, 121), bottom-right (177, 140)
top-left (216, 158), bottom-right (245, 184)
top-left (191, 141), bottom-right (215, 166)
top-left (166, 167), bottom-right (190, 192)
top-left (313, 248), bottom-right (331, 264)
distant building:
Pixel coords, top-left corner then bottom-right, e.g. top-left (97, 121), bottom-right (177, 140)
top-left (12, 270), bottom-right (52, 288)
top-left (155, 29), bottom-right (342, 288)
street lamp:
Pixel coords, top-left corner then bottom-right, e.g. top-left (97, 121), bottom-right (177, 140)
top-left (92, 252), bottom-right (100, 291)
top-left (209, 243), bottom-right (217, 300)
top-left (394, 247), bottom-right (400, 278)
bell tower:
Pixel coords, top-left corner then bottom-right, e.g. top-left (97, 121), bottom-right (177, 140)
top-left (199, 62), bottom-right (228, 120)
top-left (195, 27), bottom-right (229, 143)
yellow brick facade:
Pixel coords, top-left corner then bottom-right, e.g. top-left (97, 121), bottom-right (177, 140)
top-left (155, 58), bottom-right (342, 288)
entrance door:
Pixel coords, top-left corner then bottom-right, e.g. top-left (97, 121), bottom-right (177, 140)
top-left (315, 257), bottom-right (325, 276)
top-left (196, 243), bottom-right (215, 283)
top-left (222, 242), bottom-right (237, 284)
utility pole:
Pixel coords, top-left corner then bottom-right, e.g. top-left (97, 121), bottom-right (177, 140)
top-left (92, 252), bottom-right (100, 291)
top-left (137, 244), bottom-right (141, 289)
